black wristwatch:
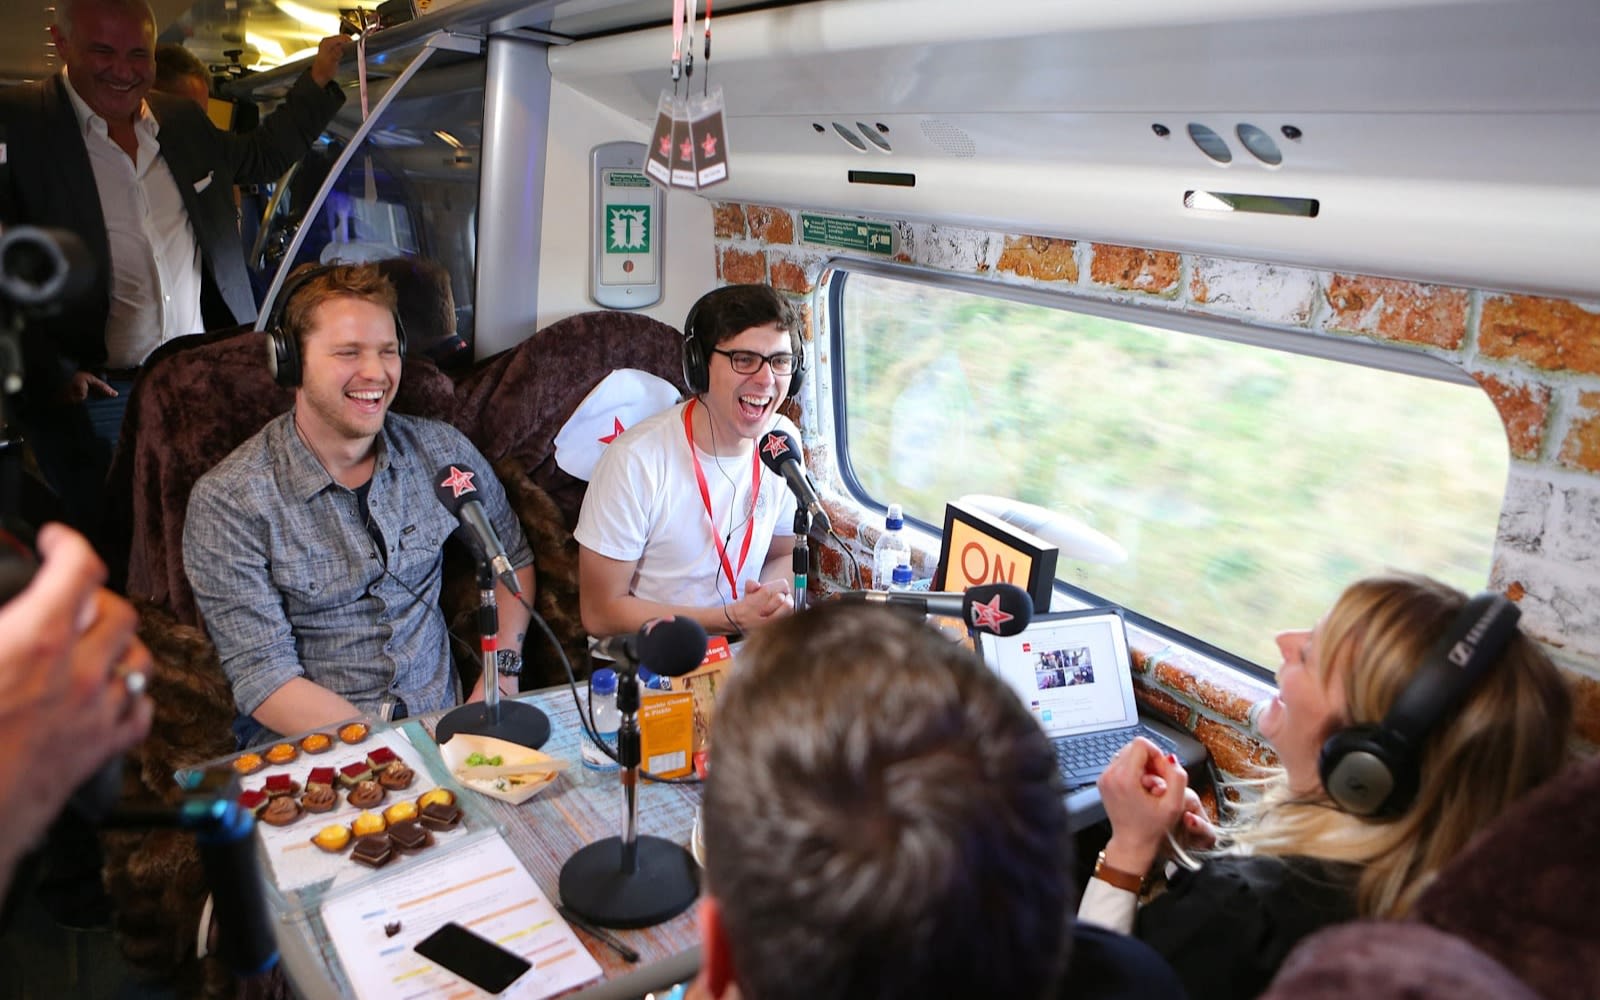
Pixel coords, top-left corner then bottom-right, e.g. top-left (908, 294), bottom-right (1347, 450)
top-left (494, 649), bottom-right (523, 676)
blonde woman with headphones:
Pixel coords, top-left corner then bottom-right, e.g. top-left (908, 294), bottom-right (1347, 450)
top-left (1078, 573), bottom-right (1572, 1000)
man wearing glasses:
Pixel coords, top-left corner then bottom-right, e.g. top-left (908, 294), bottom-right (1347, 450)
top-left (575, 284), bottom-right (803, 637)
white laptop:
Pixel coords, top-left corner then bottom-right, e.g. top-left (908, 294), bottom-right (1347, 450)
top-left (975, 606), bottom-right (1179, 791)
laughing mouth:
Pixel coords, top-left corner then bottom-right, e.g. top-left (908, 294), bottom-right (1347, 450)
top-left (347, 388), bottom-right (386, 403)
top-left (738, 393), bottom-right (773, 414)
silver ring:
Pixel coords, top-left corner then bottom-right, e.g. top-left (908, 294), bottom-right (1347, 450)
top-left (123, 669), bottom-right (148, 698)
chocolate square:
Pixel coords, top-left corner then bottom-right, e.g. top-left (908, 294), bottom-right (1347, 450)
top-left (351, 834), bottom-right (393, 869)
top-left (387, 820), bottom-right (432, 852)
top-left (419, 802), bottom-right (462, 831)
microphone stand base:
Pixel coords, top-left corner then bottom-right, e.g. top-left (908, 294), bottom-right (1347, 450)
top-left (434, 700), bottom-right (551, 750)
top-left (558, 835), bottom-right (700, 929)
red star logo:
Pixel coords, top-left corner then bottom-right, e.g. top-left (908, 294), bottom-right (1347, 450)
top-left (969, 595), bottom-right (1015, 633)
top-left (439, 465), bottom-right (477, 499)
top-left (599, 417), bottom-right (625, 445)
top-left (700, 132), bottom-right (719, 158)
top-left (658, 135), bottom-right (672, 157)
top-left (761, 435), bottom-right (791, 461)
top-left (679, 138), bottom-right (694, 162)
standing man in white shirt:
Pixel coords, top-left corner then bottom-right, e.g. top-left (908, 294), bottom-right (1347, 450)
top-left (0, 0), bottom-right (349, 533)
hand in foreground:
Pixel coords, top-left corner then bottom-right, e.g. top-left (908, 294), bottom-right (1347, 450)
top-left (1098, 736), bottom-right (1191, 876)
top-left (311, 34), bottom-right (354, 87)
top-left (0, 525), bottom-right (152, 887)
top-left (725, 579), bottom-right (793, 632)
top-left (61, 370), bottom-right (117, 404)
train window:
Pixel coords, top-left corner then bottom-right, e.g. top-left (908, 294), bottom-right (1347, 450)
top-left (248, 57), bottom-right (486, 364)
top-left (835, 269), bottom-right (1509, 672)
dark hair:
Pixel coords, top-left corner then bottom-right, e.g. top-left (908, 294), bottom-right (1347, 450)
top-left (153, 43), bottom-right (209, 93)
top-left (375, 256), bottom-right (455, 357)
top-left (687, 283), bottom-right (801, 354)
top-left (702, 603), bottom-right (1073, 1000)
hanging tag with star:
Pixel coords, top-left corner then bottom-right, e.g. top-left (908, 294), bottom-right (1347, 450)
top-left (646, 91), bottom-right (675, 187)
top-left (689, 86), bottom-right (729, 189)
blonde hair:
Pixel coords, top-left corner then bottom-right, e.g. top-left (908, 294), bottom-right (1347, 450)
top-left (1222, 573), bottom-right (1571, 917)
top-left (281, 262), bottom-right (398, 353)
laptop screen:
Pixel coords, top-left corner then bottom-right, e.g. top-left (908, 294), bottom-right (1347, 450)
top-left (975, 608), bottom-right (1140, 739)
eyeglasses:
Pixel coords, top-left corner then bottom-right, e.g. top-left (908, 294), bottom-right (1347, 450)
top-left (710, 347), bottom-right (799, 376)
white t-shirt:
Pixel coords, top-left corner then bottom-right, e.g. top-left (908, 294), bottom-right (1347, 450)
top-left (575, 400), bottom-right (799, 610)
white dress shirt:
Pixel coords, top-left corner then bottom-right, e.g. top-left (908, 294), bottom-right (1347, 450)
top-left (61, 70), bottom-right (204, 368)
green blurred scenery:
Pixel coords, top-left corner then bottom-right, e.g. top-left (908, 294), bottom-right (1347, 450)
top-left (841, 273), bottom-right (1508, 672)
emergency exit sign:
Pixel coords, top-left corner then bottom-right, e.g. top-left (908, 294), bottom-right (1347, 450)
top-left (801, 214), bottom-right (893, 255)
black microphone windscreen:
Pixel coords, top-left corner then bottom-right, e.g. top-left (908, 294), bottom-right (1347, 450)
top-left (757, 430), bottom-right (801, 474)
top-left (432, 464), bottom-right (483, 515)
top-left (962, 583), bottom-right (1033, 636)
top-left (637, 616), bottom-right (709, 677)
top-left (197, 802), bottom-right (279, 977)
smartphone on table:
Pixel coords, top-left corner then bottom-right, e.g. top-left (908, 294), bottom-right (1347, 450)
top-left (413, 921), bottom-right (531, 994)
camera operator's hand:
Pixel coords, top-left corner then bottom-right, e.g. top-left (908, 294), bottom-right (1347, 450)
top-left (61, 370), bottom-right (118, 404)
top-left (0, 524), bottom-right (153, 899)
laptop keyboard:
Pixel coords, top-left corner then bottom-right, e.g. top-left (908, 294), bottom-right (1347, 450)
top-left (1054, 724), bottom-right (1180, 791)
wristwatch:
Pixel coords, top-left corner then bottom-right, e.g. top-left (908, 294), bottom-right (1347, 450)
top-left (494, 649), bottom-right (523, 676)
top-left (1092, 850), bottom-right (1146, 894)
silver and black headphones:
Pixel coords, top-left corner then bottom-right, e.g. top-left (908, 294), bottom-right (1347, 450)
top-left (1318, 592), bottom-right (1521, 817)
top-left (680, 286), bottom-right (805, 399)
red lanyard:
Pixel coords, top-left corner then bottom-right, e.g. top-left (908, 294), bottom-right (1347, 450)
top-left (683, 398), bottom-right (759, 600)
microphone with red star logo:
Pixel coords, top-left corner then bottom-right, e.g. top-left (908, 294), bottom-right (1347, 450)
top-left (433, 464), bottom-right (523, 596)
top-left (839, 582), bottom-right (1033, 637)
top-left (758, 430), bottom-right (832, 533)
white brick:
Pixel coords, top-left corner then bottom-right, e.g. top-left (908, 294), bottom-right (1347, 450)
top-left (1189, 257), bottom-right (1318, 325)
top-left (1491, 552), bottom-right (1600, 668)
top-left (1496, 474), bottom-right (1552, 554)
top-left (894, 222), bottom-right (1001, 274)
top-left (1547, 486), bottom-right (1600, 565)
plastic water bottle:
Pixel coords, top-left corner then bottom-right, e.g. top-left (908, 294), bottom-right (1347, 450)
top-left (581, 668), bottom-right (621, 771)
top-left (872, 504), bottom-right (912, 591)
top-left (890, 564), bottom-right (914, 591)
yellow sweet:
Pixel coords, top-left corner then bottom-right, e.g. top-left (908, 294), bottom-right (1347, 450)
top-left (312, 825), bottom-right (351, 852)
top-left (417, 787), bottom-right (455, 809)
top-left (350, 811), bottom-right (387, 837)
top-left (383, 800), bottom-right (418, 825)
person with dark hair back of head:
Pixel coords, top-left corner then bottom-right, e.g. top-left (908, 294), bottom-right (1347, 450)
top-left (152, 42), bottom-right (210, 110)
top-left (374, 256), bottom-right (467, 367)
top-left (692, 602), bottom-right (1188, 1000)
top-left (576, 284), bottom-right (806, 641)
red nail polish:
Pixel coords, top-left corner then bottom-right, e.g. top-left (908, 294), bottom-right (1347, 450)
top-left (1166, 753), bottom-right (1178, 765)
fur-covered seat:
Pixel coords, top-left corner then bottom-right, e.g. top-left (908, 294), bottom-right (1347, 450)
top-left (1260, 750), bottom-right (1600, 1000)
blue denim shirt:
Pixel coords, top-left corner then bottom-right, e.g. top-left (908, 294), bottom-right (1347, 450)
top-left (183, 411), bottom-right (533, 723)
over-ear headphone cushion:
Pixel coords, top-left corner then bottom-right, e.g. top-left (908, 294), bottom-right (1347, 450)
top-left (1320, 725), bottom-right (1416, 818)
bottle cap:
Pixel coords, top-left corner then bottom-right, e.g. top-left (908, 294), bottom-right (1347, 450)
top-left (591, 667), bottom-right (618, 695)
top-left (885, 503), bottom-right (904, 531)
top-left (891, 564), bottom-right (914, 587)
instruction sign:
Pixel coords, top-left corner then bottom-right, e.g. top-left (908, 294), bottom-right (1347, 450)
top-left (801, 214), bottom-right (893, 255)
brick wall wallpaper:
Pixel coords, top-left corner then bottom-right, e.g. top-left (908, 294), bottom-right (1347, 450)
top-left (711, 202), bottom-right (1600, 762)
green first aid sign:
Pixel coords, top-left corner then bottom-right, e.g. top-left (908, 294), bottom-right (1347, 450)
top-left (605, 204), bottom-right (653, 254)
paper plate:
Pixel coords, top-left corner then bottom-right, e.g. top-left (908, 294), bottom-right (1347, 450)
top-left (437, 733), bottom-right (562, 805)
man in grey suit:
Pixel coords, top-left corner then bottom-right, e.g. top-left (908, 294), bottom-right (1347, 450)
top-left (0, 0), bottom-right (349, 533)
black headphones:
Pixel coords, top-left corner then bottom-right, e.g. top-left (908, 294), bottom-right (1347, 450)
top-left (264, 264), bottom-right (408, 387)
top-left (681, 288), bottom-right (805, 400)
top-left (1318, 592), bottom-right (1521, 817)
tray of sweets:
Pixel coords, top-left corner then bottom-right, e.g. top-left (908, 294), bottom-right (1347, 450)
top-left (175, 716), bottom-right (498, 914)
